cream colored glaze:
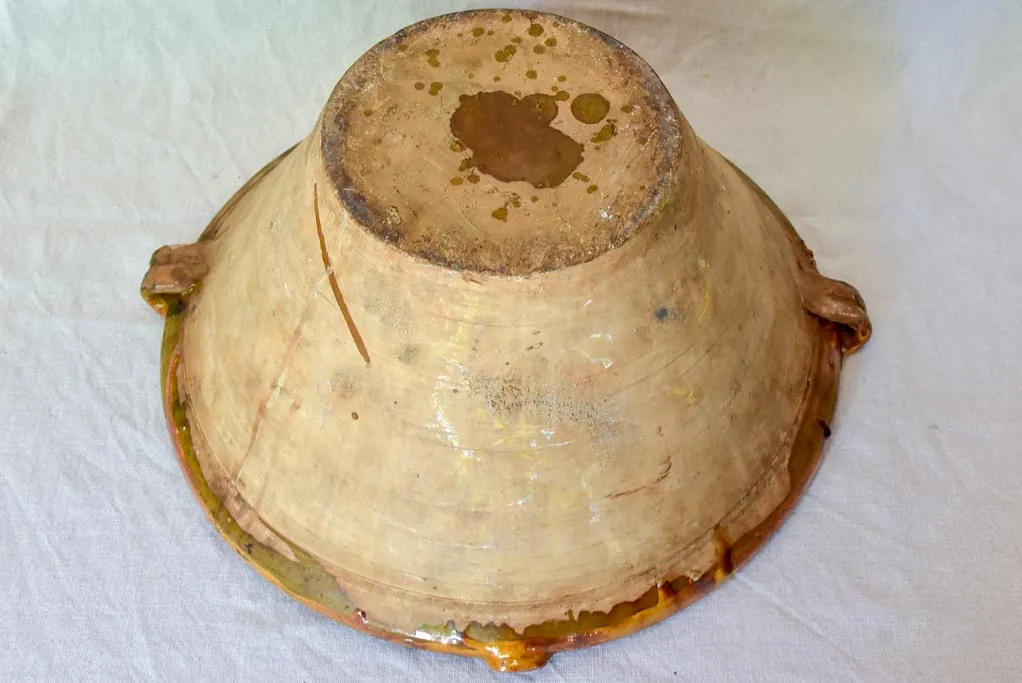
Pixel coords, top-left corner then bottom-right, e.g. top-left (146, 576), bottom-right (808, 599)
top-left (143, 10), bottom-right (868, 640)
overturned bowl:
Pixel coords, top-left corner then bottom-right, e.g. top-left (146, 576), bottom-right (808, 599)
top-left (141, 8), bottom-right (870, 672)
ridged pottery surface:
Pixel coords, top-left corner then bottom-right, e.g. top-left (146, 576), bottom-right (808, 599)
top-left (141, 9), bottom-right (871, 672)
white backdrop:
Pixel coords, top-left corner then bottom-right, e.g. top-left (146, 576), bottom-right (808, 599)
top-left (1, 1), bottom-right (1020, 680)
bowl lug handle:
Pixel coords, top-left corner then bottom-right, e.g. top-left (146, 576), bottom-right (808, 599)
top-left (140, 242), bottom-right (212, 316)
top-left (798, 270), bottom-right (872, 354)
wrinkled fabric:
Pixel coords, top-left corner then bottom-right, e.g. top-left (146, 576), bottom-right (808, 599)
top-left (1, 1), bottom-right (1019, 680)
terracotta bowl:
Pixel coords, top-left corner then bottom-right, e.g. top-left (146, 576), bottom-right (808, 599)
top-left (141, 8), bottom-right (870, 671)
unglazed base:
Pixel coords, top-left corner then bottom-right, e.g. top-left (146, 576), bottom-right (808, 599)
top-left (151, 143), bottom-right (853, 672)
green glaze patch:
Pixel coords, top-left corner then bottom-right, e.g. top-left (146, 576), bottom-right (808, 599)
top-left (160, 299), bottom-right (359, 620)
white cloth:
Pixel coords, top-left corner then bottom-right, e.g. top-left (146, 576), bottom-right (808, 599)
top-left (1, 1), bottom-right (1019, 680)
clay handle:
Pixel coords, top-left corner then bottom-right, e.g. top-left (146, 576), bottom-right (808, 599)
top-left (140, 242), bottom-right (212, 316)
top-left (799, 270), bottom-right (872, 354)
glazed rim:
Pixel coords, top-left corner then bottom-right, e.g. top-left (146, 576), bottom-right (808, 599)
top-left (149, 141), bottom-right (861, 672)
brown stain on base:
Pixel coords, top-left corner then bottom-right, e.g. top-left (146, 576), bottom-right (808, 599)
top-left (591, 121), bottom-right (617, 143)
top-left (571, 93), bottom-right (610, 124)
top-left (313, 184), bottom-right (372, 365)
top-left (450, 91), bottom-right (584, 189)
top-left (495, 45), bottom-right (518, 62)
